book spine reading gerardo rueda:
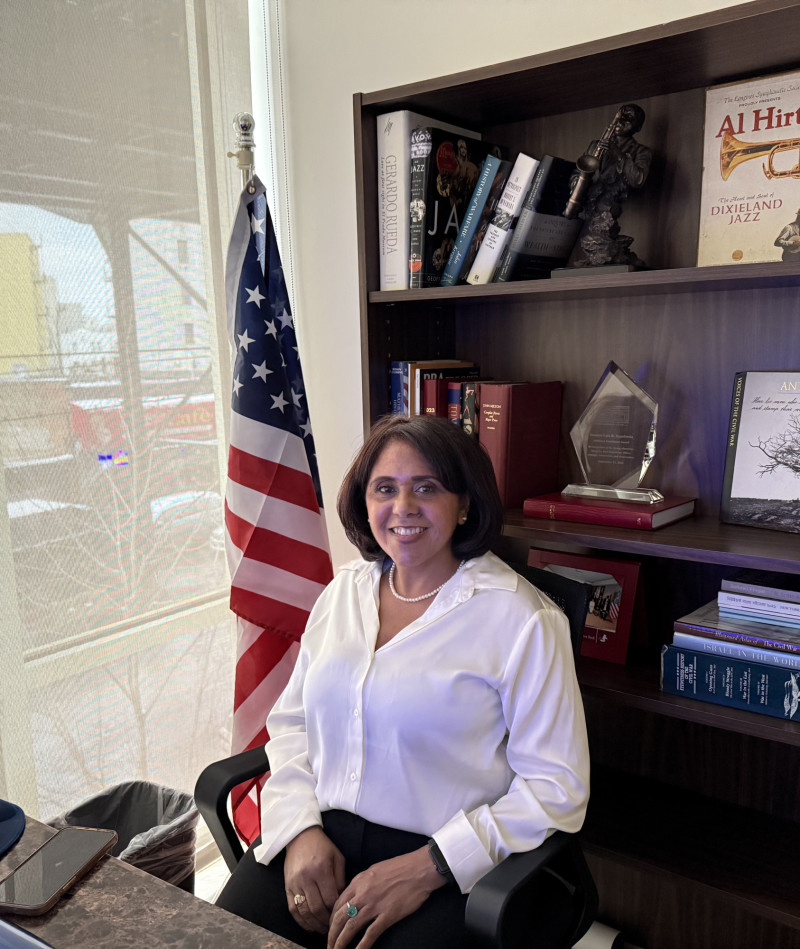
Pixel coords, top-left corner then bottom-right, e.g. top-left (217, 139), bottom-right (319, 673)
top-left (660, 644), bottom-right (800, 722)
top-left (494, 155), bottom-right (581, 282)
top-left (377, 111), bottom-right (479, 291)
top-left (440, 156), bottom-right (511, 286)
top-left (408, 128), bottom-right (501, 288)
top-left (466, 152), bottom-right (539, 285)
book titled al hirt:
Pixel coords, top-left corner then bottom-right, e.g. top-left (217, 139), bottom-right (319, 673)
top-left (697, 68), bottom-right (800, 267)
top-left (660, 643), bottom-right (800, 723)
top-left (440, 154), bottom-right (511, 286)
top-left (674, 600), bottom-right (800, 656)
top-left (466, 152), bottom-right (540, 285)
top-left (377, 111), bottom-right (479, 291)
top-left (523, 492), bottom-right (696, 530)
top-left (408, 128), bottom-right (501, 288)
top-left (494, 155), bottom-right (581, 282)
top-left (720, 369), bottom-right (800, 534)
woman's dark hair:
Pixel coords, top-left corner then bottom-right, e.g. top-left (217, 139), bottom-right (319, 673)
top-left (337, 414), bottom-right (504, 561)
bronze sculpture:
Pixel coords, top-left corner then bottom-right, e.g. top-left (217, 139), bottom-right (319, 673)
top-left (566, 103), bottom-right (652, 269)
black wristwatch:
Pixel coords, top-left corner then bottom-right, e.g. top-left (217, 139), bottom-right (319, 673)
top-left (427, 838), bottom-right (454, 883)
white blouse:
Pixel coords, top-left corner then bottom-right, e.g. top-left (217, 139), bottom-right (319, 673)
top-left (253, 551), bottom-right (590, 894)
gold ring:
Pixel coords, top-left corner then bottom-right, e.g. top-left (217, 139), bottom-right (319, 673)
top-left (293, 893), bottom-right (306, 906)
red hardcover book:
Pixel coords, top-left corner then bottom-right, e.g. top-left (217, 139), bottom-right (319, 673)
top-left (523, 492), bottom-right (696, 529)
top-left (422, 376), bottom-right (477, 418)
top-left (478, 381), bottom-right (562, 508)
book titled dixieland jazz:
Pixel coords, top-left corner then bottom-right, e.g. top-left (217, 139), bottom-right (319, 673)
top-left (698, 68), bottom-right (800, 267)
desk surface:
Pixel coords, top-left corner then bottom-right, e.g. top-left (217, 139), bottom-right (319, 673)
top-left (0, 819), bottom-right (301, 949)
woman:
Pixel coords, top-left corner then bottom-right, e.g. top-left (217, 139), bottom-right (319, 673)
top-left (216, 414), bottom-right (589, 949)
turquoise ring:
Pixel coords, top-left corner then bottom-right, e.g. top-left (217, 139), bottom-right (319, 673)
top-left (346, 902), bottom-right (358, 918)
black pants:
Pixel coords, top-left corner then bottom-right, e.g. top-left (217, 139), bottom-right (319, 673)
top-left (215, 810), bottom-right (470, 948)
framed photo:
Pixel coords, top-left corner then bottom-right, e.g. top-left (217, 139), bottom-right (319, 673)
top-left (528, 548), bottom-right (641, 664)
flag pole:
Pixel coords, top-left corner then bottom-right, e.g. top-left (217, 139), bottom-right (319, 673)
top-left (227, 112), bottom-right (257, 194)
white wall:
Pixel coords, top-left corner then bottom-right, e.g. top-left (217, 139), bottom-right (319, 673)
top-left (269, 0), bottom-right (742, 567)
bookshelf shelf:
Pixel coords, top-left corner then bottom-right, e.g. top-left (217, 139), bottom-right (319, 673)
top-left (354, 3), bottom-right (800, 946)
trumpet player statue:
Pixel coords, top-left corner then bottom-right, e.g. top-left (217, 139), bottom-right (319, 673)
top-left (565, 103), bottom-right (652, 269)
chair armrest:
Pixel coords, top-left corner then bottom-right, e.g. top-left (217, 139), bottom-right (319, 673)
top-left (465, 831), bottom-right (597, 949)
top-left (194, 746), bottom-right (269, 872)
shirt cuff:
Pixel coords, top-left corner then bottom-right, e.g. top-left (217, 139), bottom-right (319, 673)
top-left (432, 810), bottom-right (494, 894)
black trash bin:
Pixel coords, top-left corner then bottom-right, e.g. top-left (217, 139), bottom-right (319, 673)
top-left (49, 781), bottom-right (199, 893)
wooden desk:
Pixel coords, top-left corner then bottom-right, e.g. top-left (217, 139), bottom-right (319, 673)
top-left (0, 819), bottom-right (301, 948)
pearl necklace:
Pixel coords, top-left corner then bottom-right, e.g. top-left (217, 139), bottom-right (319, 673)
top-left (388, 560), bottom-right (466, 603)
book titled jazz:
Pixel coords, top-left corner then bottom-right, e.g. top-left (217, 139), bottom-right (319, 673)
top-left (674, 600), bottom-right (800, 656)
top-left (478, 381), bottom-right (562, 509)
top-left (408, 128), bottom-right (499, 288)
top-left (522, 493), bottom-right (696, 529)
top-left (376, 111), bottom-right (478, 291)
top-left (660, 644), bottom-right (800, 723)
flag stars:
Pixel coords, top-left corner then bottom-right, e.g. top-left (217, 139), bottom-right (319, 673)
top-left (233, 375), bottom-right (243, 397)
top-left (245, 285), bottom-right (266, 308)
top-left (264, 319), bottom-right (278, 339)
top-left (252, 361), bottom-right (272, 382)
top-left (291, 388), bottom-right (304, 407)
top-left (250, 214), bottom-right (265, 234)
top-left (237, 329), bottom-right (255, 352)
top-left (278, 307), bottom-right (293, 330)
top-left (271, 391), bottom-right (289, 413)
top-left (299, 418), bottom-right (313, 438)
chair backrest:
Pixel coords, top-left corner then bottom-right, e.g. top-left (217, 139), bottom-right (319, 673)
top-left (505, 560), bottom-right (592, 662)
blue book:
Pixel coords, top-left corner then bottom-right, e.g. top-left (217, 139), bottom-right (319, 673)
top-left (718, 606), bottom-right (800, 629)
top-left (661, 644), bottom-right (800, 722)
top-left (671, 631), bottom-right (800, 669)
top-left (390, 361), bottom-right (407, 415)
top-left (440, 155), bottom-right (510, 286)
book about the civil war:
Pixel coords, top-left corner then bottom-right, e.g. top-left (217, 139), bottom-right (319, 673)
top-left (698, 69), bottom-right (800, 267)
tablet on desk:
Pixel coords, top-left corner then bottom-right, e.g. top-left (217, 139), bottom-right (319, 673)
top-left (0, 826), bottom-right (117, 917)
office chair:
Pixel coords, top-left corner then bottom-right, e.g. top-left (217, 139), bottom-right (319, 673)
top-left (195, 561), bottom-right (597, 949)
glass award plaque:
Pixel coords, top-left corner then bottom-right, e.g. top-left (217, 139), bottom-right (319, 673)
top-left (563, 361), bottom-right (663, 503)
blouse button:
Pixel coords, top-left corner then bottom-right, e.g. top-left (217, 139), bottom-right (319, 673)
top-left (350, 772), bottom-right (357, 781)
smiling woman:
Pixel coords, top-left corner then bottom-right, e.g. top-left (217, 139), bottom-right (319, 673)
top-left (214, 414), bottom-right (590, 949)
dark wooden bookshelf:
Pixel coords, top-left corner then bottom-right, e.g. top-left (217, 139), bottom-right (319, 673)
top-left (354, 3), bottom-right (800, 946)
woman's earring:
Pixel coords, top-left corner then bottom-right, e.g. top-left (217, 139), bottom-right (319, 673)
top-left (459, 513), bottom-right (467, 524)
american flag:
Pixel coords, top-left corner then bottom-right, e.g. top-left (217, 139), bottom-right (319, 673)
top-left (224, 175), bottom-right (333, 845)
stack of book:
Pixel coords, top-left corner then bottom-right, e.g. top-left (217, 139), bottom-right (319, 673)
top-left (377, 109), bottom-right (581, 291)
top-left (661, 569), bottom-right (800, 723)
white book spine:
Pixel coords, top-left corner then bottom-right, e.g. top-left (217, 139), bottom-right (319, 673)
top-left (466, 153), bottom-right (539, 285)
top-left (718, 589), bottom-right (800, 620)
top-left (377, 111), bottom-right (478, 291)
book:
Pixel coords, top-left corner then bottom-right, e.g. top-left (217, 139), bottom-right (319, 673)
top-left (460, 380), bottom-right (480, 436)
top-left (720, 370), bottom-right (800, 534)
top-left (422, 375), bottom-right (479, 419)
top-left (718, 589), bottom-right (800, 622)
top-left (377, 111), bottom-right (478, 290)
top-left (674, 600), bottom-right (800, 656)
top-left (494, 155), bottom-right (581, 282)
top-left (522, 492), bottom-right (696, 529)
top-left (478, 381), bottom-right (562, 508)
top-left (390, 360), bottom-right (407, 414)
top-left (447, 381), bottom-right (462, 425)
top-left (718, 605), bottom-right (800, 629)
top-left (466, 153), bottom-right (540, 285)
top-left (697, 68), bottom-right (800, 267)
top-left (660, 643), bottom-right (800, 722)
top-left (409, 361), bottom-right (478, 416)
top-left (440, 155), bottom-right (510, 286)
top-left (408, 127), bottom-right (500, 288)
top-left (721, 568), bottom-right (800, 604)
top-left (671, 630), bottom-right (800, 668)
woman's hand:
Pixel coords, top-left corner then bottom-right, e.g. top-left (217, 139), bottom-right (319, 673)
top-left (284, 826), bottom-right (346, 933)
top-left (326, 845), bottom-right (446, 949)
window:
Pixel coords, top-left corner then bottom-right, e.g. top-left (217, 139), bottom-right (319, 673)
top-left (0, 0), bottom-right (250, 820)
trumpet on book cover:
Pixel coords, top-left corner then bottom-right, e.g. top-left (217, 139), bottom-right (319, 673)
top-left (698, 68), bottom-right (800, 267)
